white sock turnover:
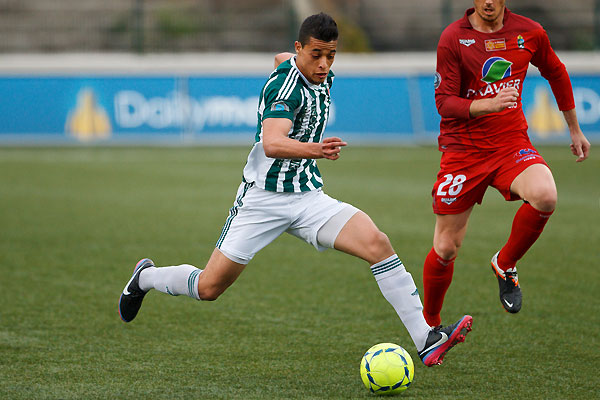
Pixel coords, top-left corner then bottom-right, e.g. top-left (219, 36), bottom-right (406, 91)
top-left (371, 254), bottom-right (432, 351)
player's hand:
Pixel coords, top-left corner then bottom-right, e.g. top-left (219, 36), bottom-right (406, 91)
top-left (321, 137), bottom-right (347, 160)
top-left (491, 87), bottom-right (519, 112)
top-left (569, 129), bottom-right (590, 162)
top-left (470, 87), bottom-right (519, 117)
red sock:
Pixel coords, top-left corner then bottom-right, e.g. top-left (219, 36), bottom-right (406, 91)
top-left (422, 247), bottom-right (455, 327)
top-left (497, 202), bottom-right (554, 271)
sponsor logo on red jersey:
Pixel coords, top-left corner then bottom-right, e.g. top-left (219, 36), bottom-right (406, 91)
top-left (481, 57), bottom-right (512, 83)
top-left (466, 57), bottom-right (519, 99)
top-left (459, 39), bottom-right (476, 47)
top-left (467, 78), bottom-right (521, 99)
top-left (485, 38), bottom-right (506, 51)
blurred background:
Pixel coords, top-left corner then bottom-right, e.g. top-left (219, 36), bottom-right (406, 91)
top-left (2, 4), bottom-right (599, 400)
top-left (1, 0), bottom-right (598, 52)
top-left (1, 0), bottom-right (600, 144)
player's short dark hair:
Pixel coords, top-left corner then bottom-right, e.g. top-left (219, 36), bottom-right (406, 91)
top-left (298, 13), bottom-right (338, 46)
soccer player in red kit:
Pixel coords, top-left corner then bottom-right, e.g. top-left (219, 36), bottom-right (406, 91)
top-left (422, 0), bottom-right (591, 326)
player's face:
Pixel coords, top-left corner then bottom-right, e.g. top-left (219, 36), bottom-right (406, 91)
top-left (473, 0), bottom-right (506, 23)
top-left (294, 37), bottom-right (337, 84)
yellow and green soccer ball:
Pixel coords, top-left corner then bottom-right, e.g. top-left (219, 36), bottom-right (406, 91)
top-left (360, 343), bottom-right (414, 395)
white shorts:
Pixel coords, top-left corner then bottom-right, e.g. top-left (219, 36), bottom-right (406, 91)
top-left (216, 182), bottom-right (356, 264)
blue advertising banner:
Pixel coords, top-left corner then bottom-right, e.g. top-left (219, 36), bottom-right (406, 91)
top-left (0, 73), bottom-right (598, 144)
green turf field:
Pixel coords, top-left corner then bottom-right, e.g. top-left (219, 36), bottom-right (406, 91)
top-left (0, 146), bottom-right (598, 399)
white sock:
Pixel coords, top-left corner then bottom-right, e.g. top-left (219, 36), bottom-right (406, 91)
top-left (139, 264), bottom-right (202, 300)
top-left (371, 255), bottom-right (432, 351)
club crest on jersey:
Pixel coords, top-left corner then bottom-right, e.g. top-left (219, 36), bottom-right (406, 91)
top-left (271, 101), bottom-right (290, 112)
top-left (517, 35), bottom-right (525, 49)
top-left (481, 57), bottom-right (512, 83)
top-left (485, 38), bottom-right (506, 51)
top-left (459, 39), bottom-right (476, 47)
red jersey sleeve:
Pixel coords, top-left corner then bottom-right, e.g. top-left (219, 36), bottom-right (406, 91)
top-left (435, 30), bottom-right (472, 120)
top-left (530, 29), bottom-right (575, 111)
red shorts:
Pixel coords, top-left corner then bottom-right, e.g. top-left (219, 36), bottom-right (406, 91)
top-left (431, 142), bottom-right (549, 215)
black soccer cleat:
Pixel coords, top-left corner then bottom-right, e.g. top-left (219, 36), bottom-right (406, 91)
top-left (118, 258), bottom-right (154, 322)
top-left (491, 251), bottom-right (522, 313)
top-left (418, 315), bottom-right (473, 366)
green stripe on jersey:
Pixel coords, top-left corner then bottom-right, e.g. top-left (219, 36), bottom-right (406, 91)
top-left (264, 159), bottom-right (283, 192)
top-left (244, 57), bottom-right (334, 193)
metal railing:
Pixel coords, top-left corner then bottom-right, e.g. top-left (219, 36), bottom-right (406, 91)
top-left (0, 0), bottom-right (598, 53)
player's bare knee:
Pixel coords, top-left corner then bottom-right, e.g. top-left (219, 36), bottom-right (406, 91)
top-left (527, 188), bottom-right (557, 212)
top-left (367, 230), bottom-right (394, 261)
top-left (435, 238), bottom-right (460, 260)
top-left (437, 246), bottom-right (458, 261)
top-left (535, 196), bottom-right (556, 212)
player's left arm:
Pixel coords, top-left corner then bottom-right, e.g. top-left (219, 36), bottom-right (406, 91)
top-left (562, 108), bottom-right (590, 162)
top-left (274, 52), bottom-right (295, 69)
top-left (262, 118), bottom-right (346, 160)
top-left (531, 29), bottom-right (590, 162)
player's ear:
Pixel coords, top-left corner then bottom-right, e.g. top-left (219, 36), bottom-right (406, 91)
top-left (294, 41), bottom-right (302, 54)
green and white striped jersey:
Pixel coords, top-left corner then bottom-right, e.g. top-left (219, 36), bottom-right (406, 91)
top-left (242, 57), bottom-right (334, 192)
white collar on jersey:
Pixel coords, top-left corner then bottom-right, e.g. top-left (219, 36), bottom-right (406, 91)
top-left (290, 56), bottom-right (327, 91)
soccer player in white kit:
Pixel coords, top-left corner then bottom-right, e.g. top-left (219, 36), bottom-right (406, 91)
top-left (118, 12), bottom-right (472, 366)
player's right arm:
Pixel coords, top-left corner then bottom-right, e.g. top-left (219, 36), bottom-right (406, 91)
top-left (469, 87), bottom-right (519, 117)
top-left (262, 118), bottom-right (346, 160)
top-left (261, 68), bottom-right (346, 160)
top-left (435, 28), bottom-right (518, 119)
top-left (435, 30), bottom-right (472, 120)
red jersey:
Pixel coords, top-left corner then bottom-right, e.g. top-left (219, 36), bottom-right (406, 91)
top-left (435, 8), bottom-right (575, 152)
